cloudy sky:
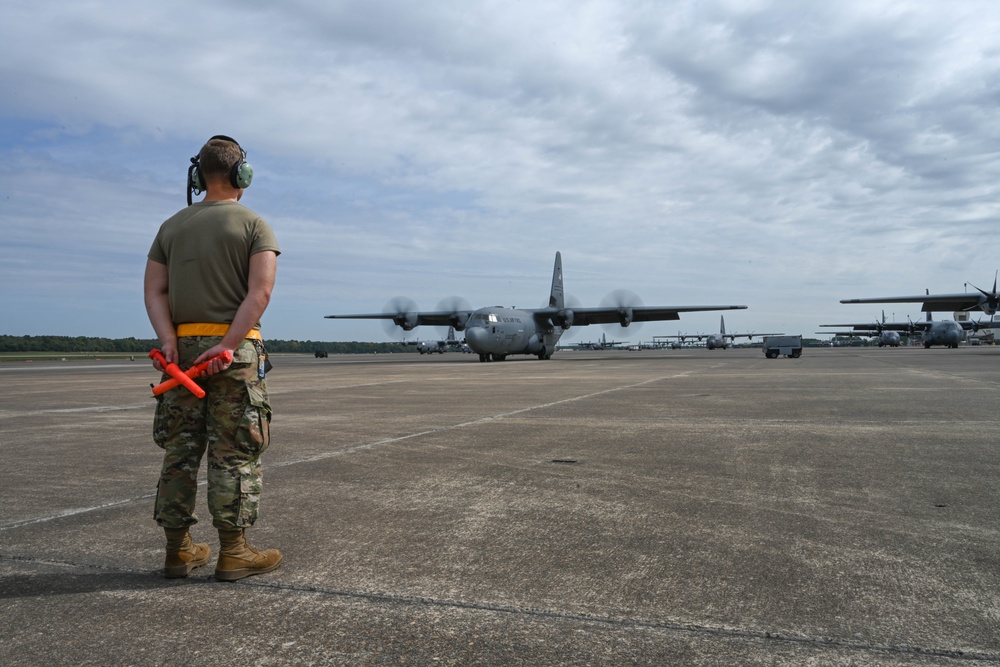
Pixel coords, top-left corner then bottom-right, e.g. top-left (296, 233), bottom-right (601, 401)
top-left (2, 0), bottom-right (999, 344)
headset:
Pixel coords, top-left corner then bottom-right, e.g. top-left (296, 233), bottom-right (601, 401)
top-left (186, 135), bottom-right (254, 205)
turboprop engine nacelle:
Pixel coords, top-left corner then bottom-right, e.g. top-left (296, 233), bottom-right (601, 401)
top-left (617, 307), bottom-right (633, 327)
top-left (554, 309), bottom-right (574, 330)
top-left (393, 312), bottom-right (419, 331)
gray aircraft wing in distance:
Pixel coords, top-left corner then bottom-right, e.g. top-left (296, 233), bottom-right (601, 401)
top-left (818, 311), bottom-right (906, 347)
top-left (654, 315), bottom-right (783, 350)
top-left (840, 275), bottom-right (1000, 315)
top-left (817, 325), bottom-right (905, 348)
top-left (326, 252), bottom-right (747, 362)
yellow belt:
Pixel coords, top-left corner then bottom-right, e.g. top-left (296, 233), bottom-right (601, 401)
top-left (176, 323), bottom-right (262, 340)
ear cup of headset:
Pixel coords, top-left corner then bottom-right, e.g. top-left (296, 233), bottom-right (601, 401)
top-left (187, 135), bottom-right (252, 205)
top-left (231, 160), bottom-right (253, 189)
top-left (189, 164), bottom-right (206, 192)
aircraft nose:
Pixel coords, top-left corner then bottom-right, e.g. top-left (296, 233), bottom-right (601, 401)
top-left (464, 326), bottom-right (488, 352)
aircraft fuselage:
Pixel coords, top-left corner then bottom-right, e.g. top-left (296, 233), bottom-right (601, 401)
top-left (877, 331), bottom-right (900, 347)
top-left (922, 321), bottom-right (963, 348)
top-left (705, 334), bottom-right (727, 350)
top-left (463, 307), bottom-right (558, 361)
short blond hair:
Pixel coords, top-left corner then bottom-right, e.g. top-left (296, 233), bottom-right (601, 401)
top-left (198, 137), bottom-right (243, 183)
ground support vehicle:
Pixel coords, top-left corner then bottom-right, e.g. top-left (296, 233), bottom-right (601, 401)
top-left (763, 335), bottom-right (802, 359)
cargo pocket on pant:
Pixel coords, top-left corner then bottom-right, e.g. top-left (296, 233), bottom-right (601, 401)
top-left (152, 395), bottom-right (169, 449)
top-left (240, 381), bottom-right (272, 456)
top-left (237, 468), bottom-right (264, 526)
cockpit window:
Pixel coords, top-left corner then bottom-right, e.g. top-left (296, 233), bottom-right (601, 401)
top-left (471, 311), bottom-right (500, 324)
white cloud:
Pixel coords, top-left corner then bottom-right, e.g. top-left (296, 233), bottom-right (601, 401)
top-left (1, 0), bottom-right (999, 342)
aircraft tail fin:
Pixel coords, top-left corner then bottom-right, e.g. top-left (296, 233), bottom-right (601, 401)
top-left (720, 315), bottom-right (726, 336)
top-left (549, 251), bottom-right (564, 309)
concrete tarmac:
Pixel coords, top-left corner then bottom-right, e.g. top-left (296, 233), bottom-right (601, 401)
top-left (1, 347), bottom-right (999, 666)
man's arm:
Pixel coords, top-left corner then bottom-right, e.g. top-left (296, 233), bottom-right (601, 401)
top-left (194, 250), bottom-right (278, 372)
top-left (143, 259), bottom-right (178, 368)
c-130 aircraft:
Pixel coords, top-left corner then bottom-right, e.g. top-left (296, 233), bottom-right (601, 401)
top-left (326, 252), bottom-right (747, 362)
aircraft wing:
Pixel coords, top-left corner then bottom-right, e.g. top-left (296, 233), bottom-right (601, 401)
top-left (819, 322), bottom-right (914, 332)
top-left (537, 304), bottom-right (746, 327)
top-left (840, 293), bottom-right (986, 313)
top-left (726, 332), bottom-right (783, 339)
top-left (956, 320), bottom-right (992, 330)
top-left (324, 310), bottom-right (473, 330)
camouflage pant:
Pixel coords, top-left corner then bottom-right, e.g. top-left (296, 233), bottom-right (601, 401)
top-left (153, 337), bottom-right (272, 529)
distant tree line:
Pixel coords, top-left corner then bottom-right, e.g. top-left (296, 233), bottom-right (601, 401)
top-left (268, 340), bottom-right (412, 354)
top-left (0, 335), bottom-right (413, 355)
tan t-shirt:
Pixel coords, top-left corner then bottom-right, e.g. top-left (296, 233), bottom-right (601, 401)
top-left (148, 201), bottom-right (281, 328)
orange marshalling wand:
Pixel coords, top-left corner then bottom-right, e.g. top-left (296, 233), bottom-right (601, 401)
top-left (149, 349), bottom-right (234, 398)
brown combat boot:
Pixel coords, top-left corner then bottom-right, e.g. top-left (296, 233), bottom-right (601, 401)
top-left (215, 528), bottom-right (283, 582)
top-left (163, 528), bottom-right (211, 578)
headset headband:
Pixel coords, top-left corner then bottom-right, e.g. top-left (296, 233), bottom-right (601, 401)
top-left (186, 135), bottom-right (254, 205)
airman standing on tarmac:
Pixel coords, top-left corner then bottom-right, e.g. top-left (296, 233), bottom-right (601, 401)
top-left (144, 135), bottom-right (282, 580)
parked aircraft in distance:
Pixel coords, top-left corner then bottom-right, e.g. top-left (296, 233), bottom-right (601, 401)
top-left (817, 330), bottom-right (901, 347)
top-left (410, 327), bottom-right (465, 354)
top-left (629, 339), bottom-right (680, 350)
top-left (652, 332), bottom-right (692, 349)
top-left (821, 312), bottom-right (988, 348)
top-left (818, 312), bottom-right (902, 347)
top-left (560, 333), bottom-right (624, 351)
top-left (904, 315), bottom-right (971, 348)
top-left (415, 340), bottom-right (445, 354)
top-left (654, 316), bottom-right (782, 350)
top-left (840, 276), bottom-right (1000, 315)
top-left (326, 252), bottom-right (747, 362)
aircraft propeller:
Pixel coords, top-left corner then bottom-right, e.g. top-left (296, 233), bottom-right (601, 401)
top-left (436, 296), bottom-right (473, 332)
top-left (965, 272), bottom-right (1000, 314)
top-left (557, 293), bottom-right (584, 338)
top-left (969, 314), bottom-right (994, 333)
top-left (382, 296), bottom-right (420, 339)
top-left (600, 289), bottom-right (644, 334)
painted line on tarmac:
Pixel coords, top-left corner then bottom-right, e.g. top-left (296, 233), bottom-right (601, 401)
top-left (0, 367), bottom-right (719, 531)
top-left (0, 496), bottom-right (154, 531)
top-left (2, 554), bottom-right (998, 663)
top-left (249, 578), bottom-right (1000, 664)
top-left (0, 403), bottom-right (151, 418)
top-left (270, 367), bottom-right (716, 468)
